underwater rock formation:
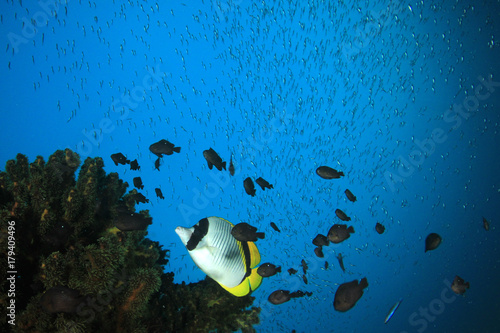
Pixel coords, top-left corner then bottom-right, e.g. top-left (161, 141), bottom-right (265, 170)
top-left (0, 149), bottom-right (260, 333)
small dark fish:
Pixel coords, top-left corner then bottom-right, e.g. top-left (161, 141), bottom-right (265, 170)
top-left (337, 253), bottom-right (345, 272)
top-left (231, 222), bottom-right (265, 242)
top-left (316, 166), bottom-right (344, 179)
top-left (149, 139), bottom-right (181, 157)
top-left (268, 290), bottom-right (291, 305)
top-left (154, 157), bottom-right (161, 171)
top-left (345, 189), bottom-right (356, 202)
top-left (302, 274), bottom-right (308, 284)
top-left (203, 148), bottom-right (226, 171)
top-left (301, 259), bottom-right (308, 275)
top-left (229, 156), bottom-right (235, 176)
top-left (270, 222), bottom-right (281, 232)
top-left (335, 208), bottom-right (351, 221)
top-left (313, 234), bottom-right (329, 247)
top-left (40, 286), bottom-right (84, 314)
top-left (155, 188), bottom-right (164, 199)
top-left (333, 278), bottom-right (368, 312)
top-left (243, 177), bottom-right (256, 196)
top-left (288, 268), bottom-right (297, 275)
top-left (130, 159), bottom-right (140, 170)
top-left (133, 177), bottom-right (144, 190)
top-left (425, 233), bottom-right (442, 252)
top-left (483, 217), bottom-right (490, 231)
top-left (328, 224), bottom-right (355, 244)
top-left (451, 275), bottom-right (470, 295)
top-left (111, 153), bottom-right (130, 166)
top-left (257, 263), bottom-right (281, 277)
top-left (255, 177), bottom-right (273, 190)
top-left (314, 246), bottom-right (324, 258)
top-left (130, 192), bottom-right (149, 204)
top-left (375, 222), bottom-right (385, 234)
top-left (268, 290), bottom-right (312, 305)
top-left (114, 211), bottom-right (152, 231)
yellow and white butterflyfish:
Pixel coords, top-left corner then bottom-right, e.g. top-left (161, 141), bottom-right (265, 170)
top-left (175, 216), bottom-right (262, 297)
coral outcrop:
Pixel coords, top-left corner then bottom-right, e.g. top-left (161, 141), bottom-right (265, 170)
top-left (0, 149), bottom-right (260, 333)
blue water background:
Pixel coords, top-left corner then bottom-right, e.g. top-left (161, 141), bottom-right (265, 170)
top-left (1, 1), bottom-right (499, 332)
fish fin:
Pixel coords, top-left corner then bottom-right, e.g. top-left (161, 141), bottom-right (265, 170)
top-left (174, 146), bottom-right (181, 153)
top-left (247, 241), bottom-right (261, 268)
top-left (247, 267), bottom-right (263, 292)
top-left (360, 277), bottom-right (368, 289)
top-left (348, 226), bottom-right (355, 233)
top-left (220, 269), bottom-right (262, 297)
top-left (207, 161), bottom-right (213, 169)
top-left (220, 280), bottom-right (250, 297)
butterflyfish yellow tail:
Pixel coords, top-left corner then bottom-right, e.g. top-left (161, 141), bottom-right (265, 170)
top-left (247, 241), bottom-right (261, 268)
top-left (221, 268), bottom-right (263, 297)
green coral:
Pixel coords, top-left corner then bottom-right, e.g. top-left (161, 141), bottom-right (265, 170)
top-left (0, 149), bottom-right (261, 332)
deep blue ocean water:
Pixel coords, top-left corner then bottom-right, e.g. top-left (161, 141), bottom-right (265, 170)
top-left (1, 0), bottom-right (499, 332)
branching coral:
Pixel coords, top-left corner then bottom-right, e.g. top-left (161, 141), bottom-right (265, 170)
top-left (0, 149), bottom-right (261, 332)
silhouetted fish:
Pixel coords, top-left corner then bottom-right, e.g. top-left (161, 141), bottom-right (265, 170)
top-left (255, 177), bottom-right (273, 190)
top-left (229, 156), bottom-right (235, 176)
top-left (114, 211), bottom-right (152, 231)
top-left (257, 263), bottom-right (281, 277)
top-left (231, 222), bottom-right (265, 242)
top-left (425, 233), bottom-right (442, 252)
top-left (335, 208), bottom-right (351, 221)
top-left (375, 222), bottom-right (385, 234)
top-left (451, 276), bottom-right (470, 295)
top-left (337, 253), bottom-right (345, 272)
top-left (203, 148), bottom-right (226, 171)
top-left (268, 290), bottom-right (312, 305)
top-left (345, 189), bottom-right (356, 202)
top-left (149, 139), bottom-right (181, 157)
top-left (133, 177), bottom-right (144, 190)
top-left (155, 188), bottom-right (164, 199)
top-left (483, 217), bottom-right (490, 231)
top-left (270, 222), bottom-right (281, 232)
top-left (334, 278), bottom-right (368, 312)
top-left (316, 166), bottom-right (344, 179)
top-left (111, 153), bottom-right (130, 166)
top-left (328, 224), bottom-right (355, 244)
top-left (130, 159), bottom-right (140, 170)
top-left (243, 177), bottom-right (256, 196)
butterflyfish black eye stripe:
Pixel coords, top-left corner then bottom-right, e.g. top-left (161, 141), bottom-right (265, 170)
top-left (187, 217), bottom-right (209, 251)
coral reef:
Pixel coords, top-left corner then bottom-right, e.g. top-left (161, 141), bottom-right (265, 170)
top-left (0, 149), bottom-right (260, 333)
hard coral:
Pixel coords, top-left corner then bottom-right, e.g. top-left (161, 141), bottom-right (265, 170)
top-left (0, 149), bottom-right (261, 332)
